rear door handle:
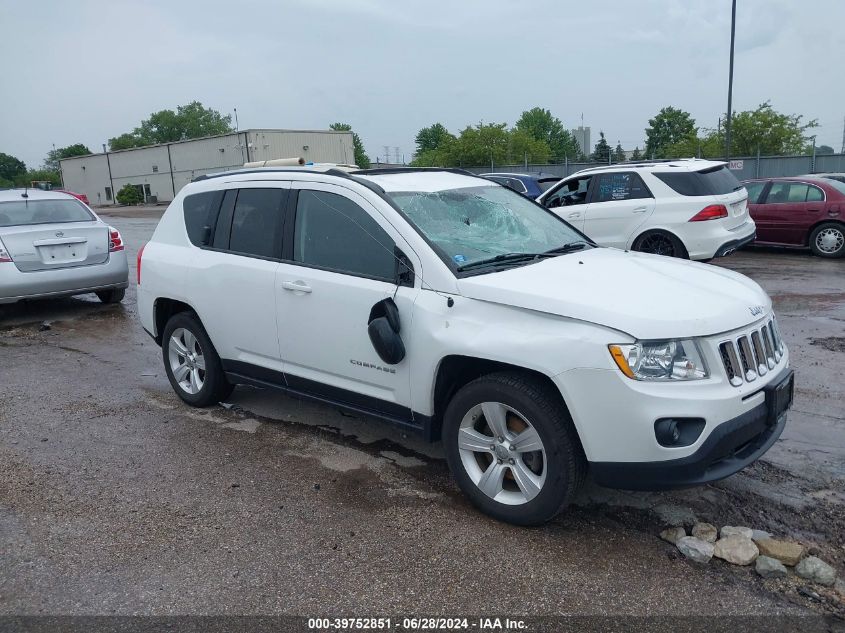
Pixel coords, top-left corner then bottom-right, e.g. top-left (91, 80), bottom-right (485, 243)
top-left (281, 280), bottom-right (312, 293)
top-left (568, 212), bottom-right (581, 219)
top-left (633, 206), bottom-right (648, 213)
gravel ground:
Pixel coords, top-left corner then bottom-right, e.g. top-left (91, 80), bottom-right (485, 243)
top-left (1, 208), bottom-right (843, 619)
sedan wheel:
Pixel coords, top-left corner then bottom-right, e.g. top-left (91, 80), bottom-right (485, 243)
top-left (168, 327), bottom-right (206, 394)
top-left (457, 402), bottom-right (547, 506)
top-left (811, 224), bottom-right (845, 258)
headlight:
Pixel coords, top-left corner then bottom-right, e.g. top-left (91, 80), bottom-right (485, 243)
top-left (608, 339), bottom-right (708, 381)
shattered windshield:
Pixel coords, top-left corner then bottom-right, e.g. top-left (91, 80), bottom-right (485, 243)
top-left (387, 185), bottom-right (587, 271)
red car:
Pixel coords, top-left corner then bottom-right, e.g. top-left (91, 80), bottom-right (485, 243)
top-left (742, 176), bottom-right (845, 258)
top-left (55, 189), bottom-right (90, 206)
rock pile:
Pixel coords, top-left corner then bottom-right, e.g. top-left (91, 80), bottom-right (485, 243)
top-left (662, 522), bottom-right (840, 591)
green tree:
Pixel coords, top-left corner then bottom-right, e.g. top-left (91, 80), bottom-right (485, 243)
top-left (0, 152), bottom-right (27, 183)
top-left (108, 101), bottom-right (233, 149)
top-left (15, 169), bottom-right (61, 188)
top-left (515, 107), bottom-right (580, 161)
top-left (415, 123), bottom-right (454, 155)
top-left (109, 133), bottom-right (138, 151)
top-left (727, 102), bottom-right (817, 156)
top-left (612, 142), bottom-right (626, 163)
top-left (645, 106), bottom-right (697, 159)
top-left (630, 146), bottom-right (642, 161)
top-left (115, 183), bottom-right (143, 205)
top-left (591, 131), bottom-right (611, 162)
top-left (44, 143), bottom-right (91, 172)
top-left (816, 144), bottom-right (835, 155)
top-left (329, 122), bottom-right (371, 168)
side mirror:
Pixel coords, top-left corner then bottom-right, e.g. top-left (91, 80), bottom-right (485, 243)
top-left (367, 298), bottom-right (406, 364)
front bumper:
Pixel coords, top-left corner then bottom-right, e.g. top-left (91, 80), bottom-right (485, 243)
top-left (589, 390), bottom-right (787, 490)
top-left (0, 251), bottom-right (129, 304)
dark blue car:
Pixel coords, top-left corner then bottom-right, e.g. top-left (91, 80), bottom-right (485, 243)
top-left (479, 172), bottom-right (561, 200)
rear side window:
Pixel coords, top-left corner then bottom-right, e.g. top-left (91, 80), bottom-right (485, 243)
top-left (183, 192), bottom-right (219, 246)
top-left (228, 189), bottom-right (285, 258)
top-left (293, 190), bottom-right (396, 281)
top-left (806, 185), bottom-right (824, 202)
top-left (655, 165), bottom-right (741, 196)
top-left (594, 172), bottom-right (651, 202)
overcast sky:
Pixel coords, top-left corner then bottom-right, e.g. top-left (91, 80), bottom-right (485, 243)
top-left (1, 0), bottom-right (843, 168)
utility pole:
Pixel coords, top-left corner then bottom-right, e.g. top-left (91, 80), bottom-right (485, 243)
top-left (234, 107), bottom-right (239, 132)
top-left (841, 115), bottom-right (845, 154)
top-left (103, 143), bottom-right (115, 205)
top-left (811, 135), bottom-right (817, 173)
top-left (725, 0), bottom-right (737, 161)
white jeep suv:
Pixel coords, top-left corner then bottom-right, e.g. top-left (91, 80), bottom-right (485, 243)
top-left (537, 159), bottom-right (756, 260)
top-left (138, 166), bottom-right (792, 525)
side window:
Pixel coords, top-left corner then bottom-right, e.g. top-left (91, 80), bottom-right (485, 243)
top-left (594, 172), bottom-right (651, 202)
top-left (766, 183), bottom-right (789, 204)
top-left (506, 178), bottom-right (528, 194)
top-left (227, 188), bottom-right (285, 258)
top-left (293, 190), bottom-right (396, 281)
top-left (183, 191), bottom-right (220, 246)
top-left (545, 175), bottom-right (592, 208)
top-left (786, 184), bottom-right (810, 202)
top-left (743, 182), bottom-right (766, 204)
top-left (806, 185), bottom-right (824, 202)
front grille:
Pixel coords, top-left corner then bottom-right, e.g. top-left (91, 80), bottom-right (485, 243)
top-left (718, 317), bottom-right (784, 387)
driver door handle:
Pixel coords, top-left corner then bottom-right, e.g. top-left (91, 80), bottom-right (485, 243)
top-left (568, 211), bottom-right (581, 219)
top-left (281, 280), bottom-right (312, 293)
top-left (633, 206), bottom-right (648, 213)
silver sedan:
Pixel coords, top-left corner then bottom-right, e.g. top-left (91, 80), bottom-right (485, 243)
top-left (0, 189), bottom-right (128, 304)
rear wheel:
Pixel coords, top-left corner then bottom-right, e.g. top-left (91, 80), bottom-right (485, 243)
top-left (96, 288), bottom-right (125, 304)
top-left (162, 312), bottom-right (233, 407)
top-left (632, 231), bottom-right (688, 259)
top-left (442, 372), bottom-right (585, 526)
top-left (809, 222), bottom-right (845, 258)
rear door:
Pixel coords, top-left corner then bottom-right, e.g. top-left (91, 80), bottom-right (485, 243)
top-left (185, 183), bottom-right (289, 373)
top-left (754, 182), bottom-right (823, 245)
top-left (582, 171), bottom-right (655, 248)
top-left (0, 198), bottom-right (109, 272)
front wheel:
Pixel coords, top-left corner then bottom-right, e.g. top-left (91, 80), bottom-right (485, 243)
top-left (162, 312), bottom-right (234, 407)
top-left (632, 231), bottom-right (688, 259)
top-left (809, 222), bottom-right (845, 258)
top-left (442, 372), bottom-right (585, 526)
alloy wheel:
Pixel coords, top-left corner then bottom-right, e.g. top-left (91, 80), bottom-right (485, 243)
top-left (457, 402), bottom-right (547, 505)
top-left (638, 233), bottom-right (676, 257)
top-left (168, 327), bottom-right (206, 394)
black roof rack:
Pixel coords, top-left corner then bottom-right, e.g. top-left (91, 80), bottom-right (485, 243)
top-left (190, 166), bottom-right (389, 195)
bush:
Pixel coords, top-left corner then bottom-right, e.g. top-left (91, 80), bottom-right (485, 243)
top-left (116, 184), bottom-right (143, 205)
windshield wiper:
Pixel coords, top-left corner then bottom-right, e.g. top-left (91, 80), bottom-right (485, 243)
top-left (543, 241), bottom-right (589, 254)
top-left (456, 252), bottom-right (553, 272)
top-left (457, 242), bottom-right (590, 272)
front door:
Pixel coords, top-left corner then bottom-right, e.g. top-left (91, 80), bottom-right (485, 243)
top-left (541, 174), bottom-right (594, 231)
top-left (275, 183), bottom-right (420, 419)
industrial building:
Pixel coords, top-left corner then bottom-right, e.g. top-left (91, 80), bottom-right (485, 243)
top-left (59, 129), bottom-right (355, 205)
top-left (571, 126), bottom-right (591, 158)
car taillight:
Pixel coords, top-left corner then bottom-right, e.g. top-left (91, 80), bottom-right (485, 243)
top-left (0, 237), bottom-right (12, 263)
top-left (109, 227), bottom-right (124, 252)
top-left (137, 242), bottom-right (146, 285)
top-left (689, 205), bottom-right (728, 222)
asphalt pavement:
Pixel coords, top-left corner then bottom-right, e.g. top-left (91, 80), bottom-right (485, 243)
top-left (1, 207), bottom-right (843, 618)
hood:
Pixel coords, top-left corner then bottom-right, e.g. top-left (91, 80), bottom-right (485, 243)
top-left (456, 248), bottom-right (770, 340)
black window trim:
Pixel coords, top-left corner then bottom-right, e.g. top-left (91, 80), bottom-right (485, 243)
top-left (189, 187), bottom-right (288, 262)
top-left (282, 187), bottom-right (409, 286)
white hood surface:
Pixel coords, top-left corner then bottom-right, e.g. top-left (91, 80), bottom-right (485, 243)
top-left (456, 248), bottom-right (770, 340)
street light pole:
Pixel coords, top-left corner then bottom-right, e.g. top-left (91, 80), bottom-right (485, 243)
top-left (725, 0), bottom-right (737, 161)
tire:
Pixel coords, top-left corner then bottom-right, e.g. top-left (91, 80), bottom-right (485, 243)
top-left (809, 222), bottom-right (845, 258)
top-left (632, 230), bottom-right (689, 259)
top-left (96, 288), bottom-right (125, 304)
top-left (161, 312), bottom-right (234, 407)
top-left (442, 372), bottom-right (586, 526)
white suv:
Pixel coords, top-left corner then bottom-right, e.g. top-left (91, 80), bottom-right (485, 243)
top-left (537, 159), bottom-right (756, 260)
top-left (138, 166), bottom-right (792, 525)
